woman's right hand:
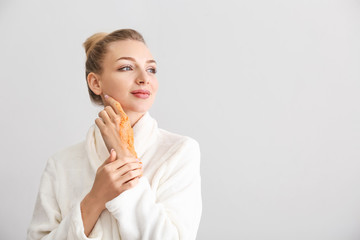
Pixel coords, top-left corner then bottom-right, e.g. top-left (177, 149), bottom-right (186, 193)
top-left (89, 149), bottom-right (142, 210)
top-left (95, 95), bottom-right (137, 159)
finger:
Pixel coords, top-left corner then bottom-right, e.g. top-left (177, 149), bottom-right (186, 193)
top-left (98, 109), bottom-right (112, 125)
top-left (95, 118), bottom-right (105, 129)
top-left (104, 106), bottom-right (121, 125)
top-left (122, 177), bottom-right (139, 190)
top-left (107, 156), bottom-right (140, 171)
top-left (117, 162), bottom-right (143, 176)
top-left (104, 95), bottom-right (127, 118)
top-left (119, 168), bottom-right (142, 183)
top-left (103, 149), bottom-right (117, 165)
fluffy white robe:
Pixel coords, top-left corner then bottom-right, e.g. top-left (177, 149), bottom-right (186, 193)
top-left (27, 112), bottom-right (202, 240)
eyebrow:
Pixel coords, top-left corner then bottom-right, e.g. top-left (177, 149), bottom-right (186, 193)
top-left (116, 56), bottom-right (157, 64)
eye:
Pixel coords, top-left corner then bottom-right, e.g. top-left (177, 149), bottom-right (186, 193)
top-left (118, 65), bottom-right (133, 71)
top-left (147, 67), bottom-right (157, 74)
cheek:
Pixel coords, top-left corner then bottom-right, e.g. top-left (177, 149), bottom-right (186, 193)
top-left (152, 78), bottom-right (159, 93)
top-left (104, 79), bottom-right (127, 95)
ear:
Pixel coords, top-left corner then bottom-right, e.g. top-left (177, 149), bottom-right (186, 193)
top-left (87, 72), bottom-right (102, 95)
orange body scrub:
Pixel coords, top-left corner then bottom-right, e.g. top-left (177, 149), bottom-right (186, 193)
top-left (115, 102), bottom-right (138, 158)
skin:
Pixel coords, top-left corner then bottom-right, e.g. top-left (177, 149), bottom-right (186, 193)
top-left (97, 95), bottom-right (138, 158)
top-left (80, 40), bottom-right (158, 236)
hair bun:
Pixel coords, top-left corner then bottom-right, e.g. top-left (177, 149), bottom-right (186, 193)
top-left (83, 32), bottom-right (107, 58)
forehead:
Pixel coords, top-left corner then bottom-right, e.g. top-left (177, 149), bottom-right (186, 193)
top-left (105, 40), bottom-right (154, 63)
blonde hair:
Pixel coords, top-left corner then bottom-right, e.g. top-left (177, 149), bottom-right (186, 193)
top-left (83, 29), bottom-right (146, 105)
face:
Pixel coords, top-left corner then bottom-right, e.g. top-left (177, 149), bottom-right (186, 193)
top-left (97, 40), bottom-right (158, 115)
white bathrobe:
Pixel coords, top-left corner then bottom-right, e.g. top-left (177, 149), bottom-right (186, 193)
top-left (27, 112), bottom-right (202, 240)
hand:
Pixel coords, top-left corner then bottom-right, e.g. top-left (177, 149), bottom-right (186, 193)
top-left (95, 95), bottom-right (137, 158)
top-left (88, 149), bottom-right (142, 209)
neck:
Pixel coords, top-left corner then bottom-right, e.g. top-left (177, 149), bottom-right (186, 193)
top-left (126, 111), bottom-right (145, 128)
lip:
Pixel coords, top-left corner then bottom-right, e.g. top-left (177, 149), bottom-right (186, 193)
top-left (131, 89), bottom-right (151, 95)
top-left (131, 89), bottom-right (151, 99)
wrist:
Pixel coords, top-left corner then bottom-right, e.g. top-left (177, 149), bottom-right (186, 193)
top-left (80, 193), bottom-right (105, 237)
top-left (82, 192), bottom-right (105, 215)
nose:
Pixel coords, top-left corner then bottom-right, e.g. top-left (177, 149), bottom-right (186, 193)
top-left (136, 70), bottom-right (149, 85)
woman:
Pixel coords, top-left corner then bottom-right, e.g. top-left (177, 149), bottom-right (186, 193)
top-left (27, 29), bottom-right (202, 240)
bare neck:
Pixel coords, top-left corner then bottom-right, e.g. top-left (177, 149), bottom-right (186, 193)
top-left (126, 112), bottom-right (145, 128)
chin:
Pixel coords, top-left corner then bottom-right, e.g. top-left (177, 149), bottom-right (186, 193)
top-left (124, 105), bottom-right (151, 115)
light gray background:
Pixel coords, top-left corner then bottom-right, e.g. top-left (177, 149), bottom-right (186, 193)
top-left (1, 0), bottom-right (360, 239)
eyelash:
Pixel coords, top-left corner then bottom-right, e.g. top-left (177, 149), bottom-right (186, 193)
top-left (118, 65), bottom-right (157, 74)
top-left (147, 68), bottom-right (157, 74)
top-left (118, 65), bottom-right (133, 71)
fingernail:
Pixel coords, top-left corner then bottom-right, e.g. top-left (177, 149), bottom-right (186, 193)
top-left (105, 94), bottom-right (109, 99)
top-left (139, 162), bottom-right (143, 165)
top-left (110, 148), bottom-right (114, 153)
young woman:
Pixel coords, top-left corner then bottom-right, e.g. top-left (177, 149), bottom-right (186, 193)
top-left (27, 29), bottom-right (202, 240)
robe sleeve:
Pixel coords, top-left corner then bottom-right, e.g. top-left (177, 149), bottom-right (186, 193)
top-left (27, 157), bottom-right (103, 240)
top-left (105, 138), bottom-right (202, 240)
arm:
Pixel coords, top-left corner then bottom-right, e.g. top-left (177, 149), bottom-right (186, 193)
top-left (80, 149), bottom-right (142, 236)
top-left (106, 138), bottom-right (202, 240)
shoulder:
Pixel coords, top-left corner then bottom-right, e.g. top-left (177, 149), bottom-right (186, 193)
top-left (158, 128), bottom-right (199, 148)
top-left (157, 128), bottom-right (201, 162)
top-left (48, 141), bottom-right (87, 169)
top-left (38, 141), bottom-right (87, 185)
top-left (155, 129), bottom-right (201, 181)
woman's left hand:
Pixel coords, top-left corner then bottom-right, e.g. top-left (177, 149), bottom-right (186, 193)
top-left (95, 95), bottom-right (136, 159)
